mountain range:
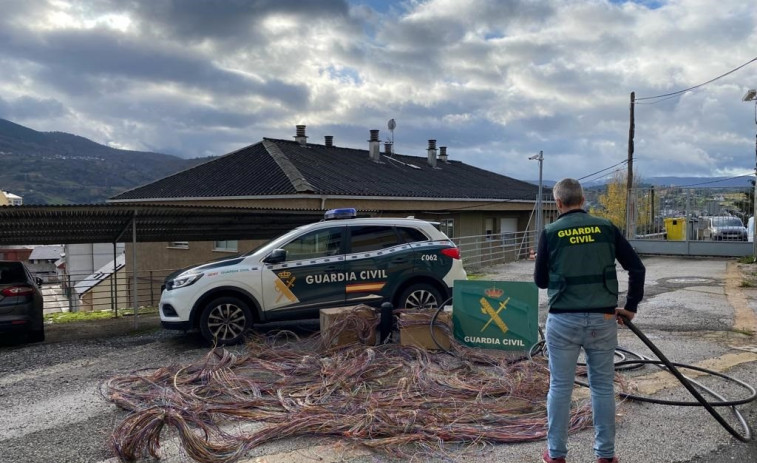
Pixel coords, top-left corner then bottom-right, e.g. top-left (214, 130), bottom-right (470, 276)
top-left (2, 117), bottom-right (752, 205)
top-left (528, 176), bottom-right (755, 189)
top-left (0, 118), bottom-right (207, 204)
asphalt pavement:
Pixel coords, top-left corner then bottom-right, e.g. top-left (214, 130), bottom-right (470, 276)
top-left (1, 256), bottom-right (756, 463)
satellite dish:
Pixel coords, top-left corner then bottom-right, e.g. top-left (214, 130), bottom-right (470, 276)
top-left (387, 119), bottom-right (396, 155)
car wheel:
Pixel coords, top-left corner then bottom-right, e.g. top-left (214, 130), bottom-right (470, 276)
top-left (398, 283), bottom-right (443, 310)
top-left (199, 297), bottom-right (253, 345)
top-left (27, 328), bottom-right (45, 343)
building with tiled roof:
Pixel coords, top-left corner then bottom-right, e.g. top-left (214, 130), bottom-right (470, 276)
top-left (110, 126), bottom-right (548, 270)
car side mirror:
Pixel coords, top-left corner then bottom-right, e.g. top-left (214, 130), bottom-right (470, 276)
top-left (263, 248), bottom-right (286, 264)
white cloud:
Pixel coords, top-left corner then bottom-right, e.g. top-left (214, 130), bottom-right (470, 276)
top-left (0, 0), bottom-right (755, 182)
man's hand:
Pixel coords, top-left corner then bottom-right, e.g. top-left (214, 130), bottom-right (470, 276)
top-left (615, 308), bottom-right (635, 325)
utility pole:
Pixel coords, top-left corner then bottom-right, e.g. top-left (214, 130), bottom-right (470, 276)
top-left (529, 150), bottom-right (544, 247)
top-left (626, 91), bottom-right (635, 239)
top-left (742, 89), bottom-right (757, 257)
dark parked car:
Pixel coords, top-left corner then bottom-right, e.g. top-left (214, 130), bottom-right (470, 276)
top-left (0, 261), bottom-right (44, 343)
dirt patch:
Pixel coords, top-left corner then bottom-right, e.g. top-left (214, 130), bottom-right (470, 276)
top-left (727, 262), bottom-right (757, 335)
top-left (44, 314), bottom-right (162, 343)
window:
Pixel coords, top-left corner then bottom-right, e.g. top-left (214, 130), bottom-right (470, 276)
top-left (282, 228), bottom-right (342, 260)
top-left (213, 240), bottom-right (238, 252)
top-left (397, 227), bottom-right (428, 243)
top-left (500, 217), bottom-right (518, 247)
top-left (0, 262), bottom-right (26, 284)
top-left (438, 219), bottom-right (454, 238)
top-left (349, 226), bottom-right (400, 253)
top-left (167, 241), bottom-right (189, 249)
top-left (485, 218), bottom-right (495, 240)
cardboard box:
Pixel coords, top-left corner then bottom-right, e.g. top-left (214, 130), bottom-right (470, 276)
top-left (320, 305), bottom-right (378, 347)
top-left (399, 310), bottom-right (453, 350)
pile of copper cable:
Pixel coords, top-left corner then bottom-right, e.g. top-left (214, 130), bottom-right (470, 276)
top-left (102, 310), bottom-right (605, 463)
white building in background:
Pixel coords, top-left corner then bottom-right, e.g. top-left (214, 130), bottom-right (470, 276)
top-left (0, 190), bottom-right (22, 206)
top-left (75, 253), bottom-right (127, 312)
top-left (63, 243), bottom-right (125, 287)
top-left (28, 245), bottom-right (63, 283)
top-left (61, 243), bottom-right (126, 312)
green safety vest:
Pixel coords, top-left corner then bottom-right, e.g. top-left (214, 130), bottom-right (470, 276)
top-left (544, 212), bottom-right (618, 310)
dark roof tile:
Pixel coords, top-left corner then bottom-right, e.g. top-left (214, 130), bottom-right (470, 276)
top-left (111, 138), bottom-right (540, 201)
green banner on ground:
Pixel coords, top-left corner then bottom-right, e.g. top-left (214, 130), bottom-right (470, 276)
top-left (452, 280), bottom-right (538, 351)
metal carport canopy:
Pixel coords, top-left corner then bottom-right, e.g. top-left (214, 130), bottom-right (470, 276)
top-left (0, 204), bottom-right (326, 245)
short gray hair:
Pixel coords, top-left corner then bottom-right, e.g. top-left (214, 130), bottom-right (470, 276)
top-left (552, 178), bottom-right (584, 207)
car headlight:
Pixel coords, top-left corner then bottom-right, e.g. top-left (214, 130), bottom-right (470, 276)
top-left (169, 271), bottom-right (203, 290)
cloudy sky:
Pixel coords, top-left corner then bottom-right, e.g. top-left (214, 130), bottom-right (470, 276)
top-left (1, 0), bottom-right (756, 183)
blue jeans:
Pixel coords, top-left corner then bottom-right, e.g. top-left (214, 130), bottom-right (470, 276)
top-left (545, 312), bottom-right (618, 460)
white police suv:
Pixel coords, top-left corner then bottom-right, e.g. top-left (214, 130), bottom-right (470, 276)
top-left (160, 208), bottom-right (467, 345)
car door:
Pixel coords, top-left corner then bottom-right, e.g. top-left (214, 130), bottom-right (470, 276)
top-left (262, 226), bottom-right (346, 318)
top-left (344, 225), bottom-right (411, 304)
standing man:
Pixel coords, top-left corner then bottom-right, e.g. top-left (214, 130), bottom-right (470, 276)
top-left (534, 178), bottom-right (645, 463)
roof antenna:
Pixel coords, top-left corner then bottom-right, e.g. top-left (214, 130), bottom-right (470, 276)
top-left (387, 118), bottom-right (396, 155)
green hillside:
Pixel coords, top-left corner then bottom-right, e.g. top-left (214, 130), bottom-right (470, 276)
top-left (0, 119), bottom-right (208, 204)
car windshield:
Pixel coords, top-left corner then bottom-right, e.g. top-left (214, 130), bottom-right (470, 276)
top-left (242, 225), bottom-right (312, 256)
top-left (712, 217), bottom-right (743, 227)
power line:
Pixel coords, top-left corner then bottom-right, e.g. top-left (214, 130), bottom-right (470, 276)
top-left (636, 57), bottom-right (757, 102)
top-left (676, 173), bottom-right (753, 188)
top-left (580, 167), bottom-right (628, 185)
top-left (577, 159), bottom-right (629, 181)
top-left (635, 93), bottom-right (684, 105)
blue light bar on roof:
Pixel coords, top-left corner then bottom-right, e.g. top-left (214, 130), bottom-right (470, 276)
top-left (324, 208), bottom-right (356, 220)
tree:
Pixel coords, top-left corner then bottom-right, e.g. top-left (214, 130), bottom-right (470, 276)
top-left (590, 170), bottom-right (650, 233)
top-left (742, 179), bottom-right (755, 221)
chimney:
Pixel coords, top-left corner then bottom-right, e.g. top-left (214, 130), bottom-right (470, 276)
top-left (384, 142), bottom-right (393, 155)
top-left (368, 129), bottom-right (380, 162)
top-left (325, 135), bottom-right (333, 147)
top-left (294, 125), bottom-right (308, 146)
top-left (439, 146), bottom-right (448, 163)
top-left (427, 139), bottom-right (437, 168)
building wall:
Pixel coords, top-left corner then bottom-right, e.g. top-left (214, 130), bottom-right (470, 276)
top-left (117, 197), bottom-right (549, 307)
top-left (65, 243), bottom-right (125, 286)
top-left (78, 269), bottom-right (129, 312)
top-left (124, 239), bottom-right (266, 279)
top-left (123, 208), bottom-right (539, 279)
top-left (123, 240), bottom-right (270, 307)
top-left (0, 247), bottom-right (33, 261)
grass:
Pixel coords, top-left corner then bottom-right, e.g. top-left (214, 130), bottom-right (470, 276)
top-left (45, 306), bottom-right (158, 324)
top-left (738, 256), bottom-right (757, 264)
top-left (466, 273), bottom-right (486, 280)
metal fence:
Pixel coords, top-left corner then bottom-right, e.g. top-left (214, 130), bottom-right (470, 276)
top-left (627, 185), bottom-right (753, 241)
top-left (43, 268), bottom-right (175, 315)
top-left (44, 233), bottom-right (547, 313)
top-left (454, 230), bottom-right (536, 271)
top-left (43, 198), bottom-right (563, 312)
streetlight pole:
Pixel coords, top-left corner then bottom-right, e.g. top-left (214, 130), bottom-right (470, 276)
top-left (529, 151), bottom-right (544, 247)
top-left (743, 89), bottom-right (757, 257)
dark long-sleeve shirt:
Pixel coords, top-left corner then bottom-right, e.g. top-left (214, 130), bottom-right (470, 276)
top-left (533, 209), bottom-right (646, 313)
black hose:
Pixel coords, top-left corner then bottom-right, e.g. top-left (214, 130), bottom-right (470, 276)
top-left (525, 316), bottom-right (754, 441)
top-left (433, 301), bottom-right (755, 441)
top-left (429, 297), bottom-right (454, 354)
top-left (619, 316), bottom-right (753, 442)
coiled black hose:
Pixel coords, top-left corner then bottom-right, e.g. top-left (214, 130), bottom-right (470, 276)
top-left (430, 302), bottom-right (755, 442)
top-left (617, 316), bottom-right (754, 442)
top-left (529, 316), bottom-right (755, 442)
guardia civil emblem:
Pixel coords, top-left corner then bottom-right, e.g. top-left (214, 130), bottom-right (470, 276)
top-left (274, 271), bottom-right (297, 303)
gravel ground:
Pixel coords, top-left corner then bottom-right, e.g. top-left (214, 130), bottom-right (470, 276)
top-left (1, 256), bottom-right (756, 463)
top-left (0, 317), bottom-right (210, 463)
